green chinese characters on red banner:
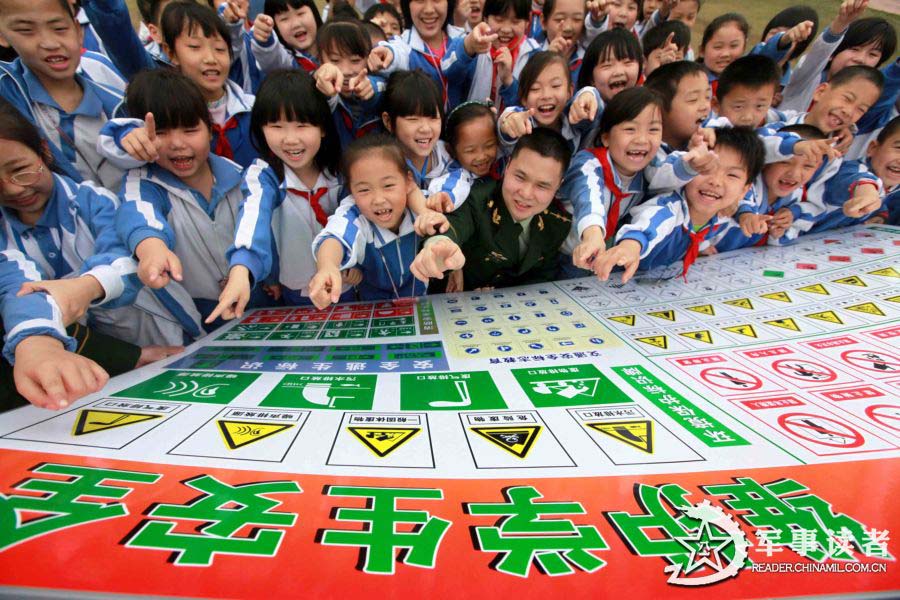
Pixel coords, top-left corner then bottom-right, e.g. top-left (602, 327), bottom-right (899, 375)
top-left (319, 486), bottom-right (452, 574)
top-left (467, 486), bottom-right (608, 576)
top-left (113, 370), bottom-right (260, 404)
top-left (511, 364), bottom-right (632, 407)
top-left (606, 478), bottom-right (891, 586)
top-left (260, 374), bottom-right (377, 410)
top-left (400, 372), bottom-right (507, 411)
top-left (0, 464), bottom-right (160, 551)
top-left (124, 475), bottom-right (302, 566)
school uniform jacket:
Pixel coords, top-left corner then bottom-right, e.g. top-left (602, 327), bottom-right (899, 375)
top-left (808, 159), bottom-right (885, 233)
top-left (779, 27), bottom-right (844, 114)
top-left (328, 76), bottom-right (386, 149)
top-left (81, 0), bottom-right (171, 80)
top-left (0, 173), bottom-right (139, 310)
top-left (616, 190), bottom-right (723, 276)
top-left (443, 35), bottom-right (540, 108)
top-left (117, 154), bottom-right (244, 338)
top-left (313, 197), bottom-right (426, 301)
top-left (0, 57), bottom-right (126, 190)
top-left (0, 249), bottom-right (73, 364)
top-left (440, 179), bottom-right (571, 289)
top-left (251, 32), bottom-right (319, 74)
top-left (230, 159), bottom-right (342, 295)
top-left (222, 7), bottom-right (265, 95)
top-left (378, 25), bottom-right (467, 109)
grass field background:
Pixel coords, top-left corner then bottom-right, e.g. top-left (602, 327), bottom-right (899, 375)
top-left (124, 0), bottom-right (899, 58)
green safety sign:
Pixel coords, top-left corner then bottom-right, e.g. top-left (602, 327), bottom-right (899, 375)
top-left (512, 364), bottom-right (633, 407)
top-left (260, 374), bottom-right (376, 410)
top-left (400, 371), bottom-right (507, 411)
top-left (113, 370), bottom-right (259, 404)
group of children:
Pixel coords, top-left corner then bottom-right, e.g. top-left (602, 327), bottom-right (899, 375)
top-left (0, 0), bottom-right (896, 409)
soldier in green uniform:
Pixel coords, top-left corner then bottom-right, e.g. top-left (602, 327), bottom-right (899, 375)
top-left (412, 128), bottom-right (573, 290)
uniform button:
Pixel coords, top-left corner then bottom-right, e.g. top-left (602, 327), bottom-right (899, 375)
top-left (47, 252), bottom-right (56, 258)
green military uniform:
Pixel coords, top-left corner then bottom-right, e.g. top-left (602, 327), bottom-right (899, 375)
top-left (438, 179), bottom-right (572, 290)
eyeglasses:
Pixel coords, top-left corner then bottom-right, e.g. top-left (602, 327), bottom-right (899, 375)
top-left (2, 164), bottom-right (44, 187)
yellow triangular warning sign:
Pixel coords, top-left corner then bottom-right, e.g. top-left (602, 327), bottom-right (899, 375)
top-left (796, 283), bottom-right (829, 295)
top-left (609, 314), bottom-right (636, 326)
top-left (845, 302), bottom-right (886, 317)
top-left (884, 295), bottom-right (900, 304)
top-left (470, 426), bottom-right (541, 458)
top-left (73, 410), bottom-right (161, 436)
top-left (868, 267), bottom-right (900, 278)
top-left (833, 275), bottom-right (867, 287)
top-left (806, 310), bottom-right (843, 324)
top-left (218, 421), bottom-right (294, 450)
top-left (724, 298), bottom-right (754, 310)
top-left (647, 309), bottom-right (676, 321)
top-left (761, 291), bottom-right (792, 303)
top-left (635, 335), bottom-right (668, 349)
top-left (723, 324), bottom-right (758, 338)
top-left (679, 330), bottom-right (713, 344)
top-left (348, 427), bottom-right (420, 457)
top-left (587, 420), bottom-right (653, 453)
top-left (764, 317), bottom-right (801, 332)
top-left (685, 304), bottom-right (715, 316)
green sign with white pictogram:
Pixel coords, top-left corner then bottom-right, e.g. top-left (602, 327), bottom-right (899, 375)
top-left (260, 374), bottom-right (376, 410)
top-left (113, 371), bottom-right (259, 404)
top-left (400, 371), bottom-right (507, 411)
top-left (511, 364), bottom-right (633, 407)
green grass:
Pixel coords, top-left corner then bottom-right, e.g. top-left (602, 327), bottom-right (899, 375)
top-left (695, 0), bottom-right (900, 55)
top-left (124, 0), bottom-right (898, 57)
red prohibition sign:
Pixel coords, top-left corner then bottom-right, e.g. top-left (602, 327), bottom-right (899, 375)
top-left (778, 413), bottom-right (864, 448)
top-left (699, 367), bottom-right (763, 391)
top-left (771, 359), bottom-right (837, 382)
top-left (840, 350), bottom-right (900, 373)
top-left (865, 404), bottom-right (900, 432)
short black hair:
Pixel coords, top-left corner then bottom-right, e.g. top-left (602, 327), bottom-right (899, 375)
top-left (317, 20), bottom-right (371, 58)
top-left (761, 5), bottom-right (818, 62)
top-left (483, 0), bottom-right (530, 21)
top-left (713, 126), bottom-right (764, 183)
top-left (362, 20), bottom-right (387, 43)
top-left (328, 0), bottom-right (359, 21)
top-left (341, 132), bottom-right (408, 183)
top-left (509, 127), bottom-right (571, 175)
top-left (828, 65), bottom-right (885, 93)
top-left (700, 12), bottom-right (749, 53)
top-left (445, 102), bottom-right (496, 156)
top-left (716, 54), bottom-right (780, 101)
top-left (598, 86), bottom-right (663, 139)
top-left (778, 123), bottom-right (826, 141)
top-left (126, 69), bottom-right (211, 131)
top-left (250, 69), bottom-right (340, 178)
top-left (363, 2), bottom-right (403, 29)
top-left (0, 96), bottom-right (55, 170)
top-left (383, 70), bottom-right (444, 129)
top-left (161, 2), bottom-right (233, 60)
top-left (832, 18), bottom-right (897, 69)
top-left (877, 116), bottom-right (900, 144)
top-left (517, 51), bottom-right (570, 105)
top-left (642, 20), bottom-right (691, 57)
top-left (644, 60), bottom-right (705, 111)
top-left (400, 0), bottom-right (456, 33)
top-left (264, 0), bottom-right (323, 44)
top-left (577, 28), bottom-right (643, 91)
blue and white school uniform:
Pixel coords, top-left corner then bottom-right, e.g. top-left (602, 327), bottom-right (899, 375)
top-left (0, 175), bottom-right (181, 345)
top-left (250, 31), bottom-right (319, 74)
top-left (0, 249), bottom-right (73, 364)
top-left (328, 76), bottom-right (386, 149)
top-left (229, 159), bottom-right (344, 303)
top-left (221, 7), bottom-right (264, 94)
top-left (443, 36), bottom-right (541, 108)
top-left (528, 2), bottom-right (544, 42)
top-left (709, 174), bottom-right (806, 252)
top-left (807, 159), bottom-right (885, 233)
top-left (407, 141), bottom-right (453, 189)
top-left (615, 190), bottom-right (723, 278)
top-left (81, 0), bottom-right (171, 79)
top-left (77, 7), bottom-right (108, 58)
top-left (117, 155), bottom-right (245, 341)
top-left (779, 27), bottom-right (844, 114)
top-left (0, 57), bottom-right (126, 190)
top-left (313, 198), bottom-right (426, 301)
top-left (377, 25), bottom-right (467, 109)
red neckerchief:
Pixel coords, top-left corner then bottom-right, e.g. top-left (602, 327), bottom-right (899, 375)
top-left (287, 186), bottom-right (329, 226)
top-left (212, 116), bottom-right (239, 160)
top-left (490, 36), bottom-right (524, 103)
top-left (710, 79), bottom-right (719, 98)
top-left (681, 222), bottom-right (716, 281)
top-left (295, 54), bottom-right (318, 73)
top-left (588, 146), bottom-right (629, 241)
top-left (570, 57), bottom-right (582, 74)
top-left (422, 35), bottom-right (449, 107)
top-left (489, 160), bottom-right (503, 180)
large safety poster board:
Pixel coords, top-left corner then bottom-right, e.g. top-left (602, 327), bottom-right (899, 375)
top-left (0, 225), bottom-right (898, 598)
